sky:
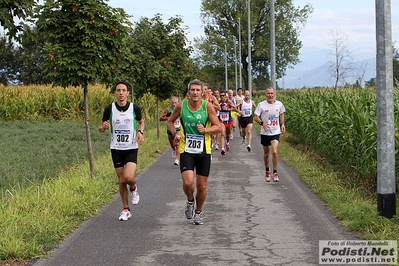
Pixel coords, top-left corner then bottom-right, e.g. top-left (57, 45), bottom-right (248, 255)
top-left (294, 0), bottom-right (399, 60)
top-left (108, 0), bottom-right (399, 62)
top-left (107, 0), bottom-right (203, 46)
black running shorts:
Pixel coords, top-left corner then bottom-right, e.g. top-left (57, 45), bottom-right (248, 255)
top-left (239, 116), bottom-right (253, 128)
top-left (179, 152), bottom-right (211, 177)
top-left (260, 134), bottom-right (280, 147)
top-left (111, 149), bottom-right (138, 168)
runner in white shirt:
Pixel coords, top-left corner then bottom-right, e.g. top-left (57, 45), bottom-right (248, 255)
top-left (236, 89), bottom-right (257, 151)
top-left (99, 81), bottom-right (145, 221)
top-left (227, 89), bottom-right (238, 139)
top-left (235, 88), bottom-right (244, 136)
top-left (254, 87), bottom-right (286, 182)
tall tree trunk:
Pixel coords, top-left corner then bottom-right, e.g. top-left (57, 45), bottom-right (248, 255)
top-left (84, 85), bottom-right (95, 178)
top-left (156, 94), bottom-right (160, 139)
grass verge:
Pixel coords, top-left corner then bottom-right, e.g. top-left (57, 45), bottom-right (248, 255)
top-left (0, 124), bottom-right (170, 264)
top-left (279, 132), bottom-right (399, 242)
top-left (0, 121), bottom-right (110, 191)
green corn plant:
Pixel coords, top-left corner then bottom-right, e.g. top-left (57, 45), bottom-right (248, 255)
top-left (277, 87), bottom-right (391, 192)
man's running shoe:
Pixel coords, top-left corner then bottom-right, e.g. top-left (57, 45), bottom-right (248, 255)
top-left (174, 159), bottom-right (179, 166)
top-left (215, 144), bottom-right (219, 150)
top-left (247, 145), bottom-right (251, 152)
top-left (273, 173), bottom-right (280, 182)
top-left (221, 148), bottom-right (226, 155)
top-left (130, 185), bottom-right (140, 205)
top-left (226, 142), bottom-right (230, 152)
top-left (185, 201), bottom-right (194, 219)
top-left (118, 210), bottom-right (132, 221)
top-left (193, 211), bottom-right (204, 225)
top-left (265, 171), bottom-right (271, 182)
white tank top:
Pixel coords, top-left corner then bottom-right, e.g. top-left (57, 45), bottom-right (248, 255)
top-left (236, 95), bottom-right (244, 101)
top-left (241, 100), bottom-right (253, 117)
top-left (110, 102), bottom-right (138, 150)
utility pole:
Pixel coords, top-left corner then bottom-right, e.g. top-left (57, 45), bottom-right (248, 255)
top-left (247, 0), bottom-right (252, 99)
top-left (238, 17), bottom-right (242, 88)
top-left (225, 43), bottom-right (228, 92)
top-left (375, 0), bottom-right (396, 219)
top-left (270, 0), bottom-right (276, 91)
top-left (220, 17), bottom-right (242, 92)
top-left (234, 40), bottom-right (238, 93)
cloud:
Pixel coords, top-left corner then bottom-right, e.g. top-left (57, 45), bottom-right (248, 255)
top-left (318, 10), bottom-right (336, 20)
top-left (300, 7), bottom-right (379, 52)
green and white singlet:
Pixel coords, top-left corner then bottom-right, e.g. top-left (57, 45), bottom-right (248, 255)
top-left (179, 99), bottom-right (212, 154)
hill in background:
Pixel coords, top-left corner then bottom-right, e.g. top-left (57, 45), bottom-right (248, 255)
top-left (281, 46), bottom-right (376, 89)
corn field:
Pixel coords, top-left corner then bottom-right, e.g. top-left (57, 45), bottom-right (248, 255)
top-left (277, 87), bottom-right (399, 190)
top-left (0, 84), bottom-right (168, 123)
top-left (2, 84), bottom-right (398, 190)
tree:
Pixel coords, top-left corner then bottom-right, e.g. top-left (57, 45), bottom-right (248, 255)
top-left (35, 0), bottom-right (133, 177)
top-left (129, 14), bottom-right (192, 138)
top-left (393, 45), bottom-right (399, 85)
top-left (366, 45), bottom-right (398, 88)
top-left (0, 0), bottom-right (36, 40)
top-left (353, 61), bottom-right (368, 88)
top-left (328, 26), bottom-right (355, 89)
top-left (14, 26), bottom-right (52, 84)
top-left (197, 0), bottom-right (313, 90)
top-left (365, 77), bottom-right (376, 88)
top-left (0, 35), bottom-right (18, 85)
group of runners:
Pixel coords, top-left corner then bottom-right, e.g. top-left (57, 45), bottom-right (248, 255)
top-left (162, 84), bottom-right (258, 161)
top-left (99, 79), bottom-right (285, 225)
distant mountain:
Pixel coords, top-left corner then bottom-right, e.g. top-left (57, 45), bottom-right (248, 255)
top-left (280, 46), bottom-right (376, 89)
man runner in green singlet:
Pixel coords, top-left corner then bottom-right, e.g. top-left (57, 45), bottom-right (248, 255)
top-left (167, 79), bottom-right (220, 225)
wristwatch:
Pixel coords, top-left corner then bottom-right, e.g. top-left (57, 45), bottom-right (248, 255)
top-left (259, 122), bottom-right (264, 125)
top-left (138, 130), bottom-right (144, 135)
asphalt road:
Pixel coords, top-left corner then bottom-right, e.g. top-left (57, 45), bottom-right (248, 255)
top-left (30, 130), bottom-right (360, 266)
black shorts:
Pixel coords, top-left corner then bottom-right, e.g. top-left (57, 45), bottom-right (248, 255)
top-left (260, 134), bottom-right (280, 146)
top-left (239, 116), bottom-right (253, 128)
top-left (180, 152), bottom-right (211, 177)
top-left (111, 149), bottom-right (138, 168)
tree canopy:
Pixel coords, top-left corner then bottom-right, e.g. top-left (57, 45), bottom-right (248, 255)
top-left (0, 0), bottom-right (36, 39)
top-left (34, 0), bottom-right (135, 177)
top-left (393, 46), bottom-right (399, 85)
top-left (129, 14), bottom-right (193, 100)
top-left (0, 2), bottom-right (195, 92)
top-left (14, 26), bottom-right (52, 85)
top-left (35, 0), bottom-right (133, 89)
top-left (196, 0), bottom-right (313, 90)
top-left (0, 35), bottom-right (17, 85)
